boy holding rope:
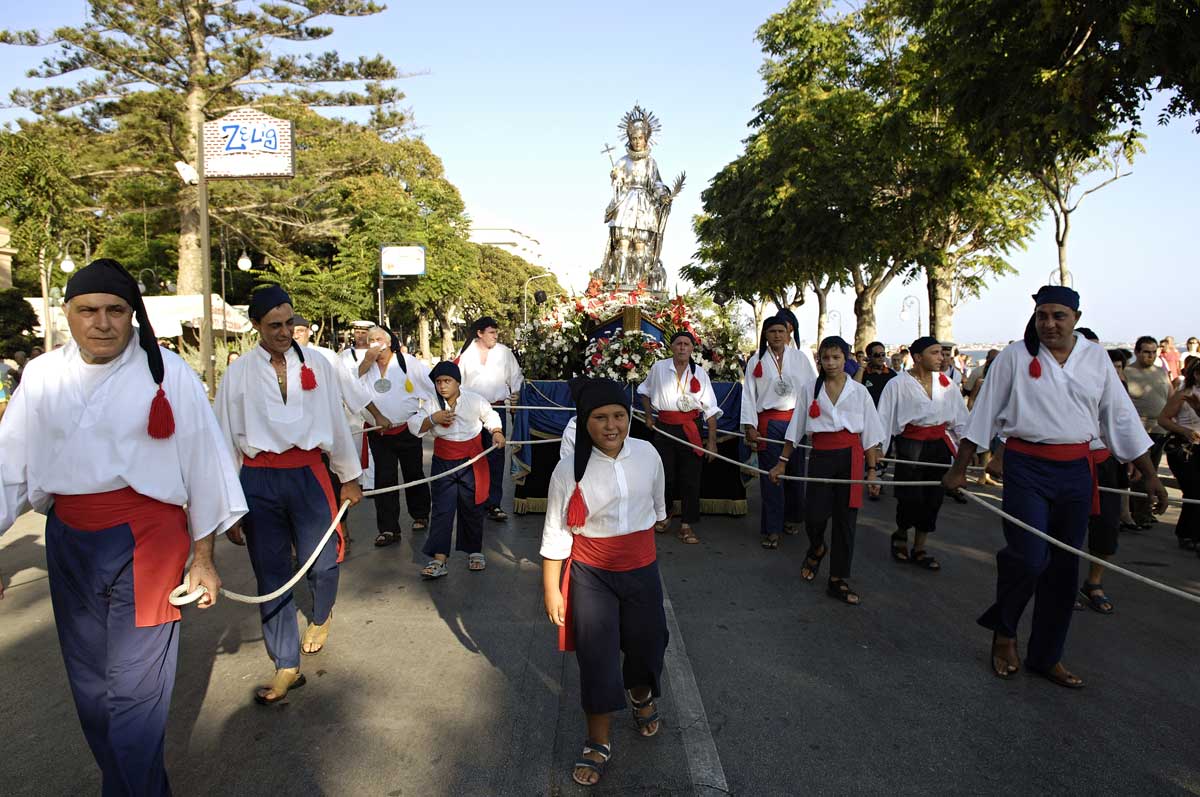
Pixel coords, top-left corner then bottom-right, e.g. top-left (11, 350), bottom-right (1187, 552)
top-left (943, 286), bottom-right (1167, 688)
top-left (409, 361), bottom-right (505, 578)
top-left (876, 336), bottom-right (968, 569)
top-left (769, 336), bottom-right (885, 605)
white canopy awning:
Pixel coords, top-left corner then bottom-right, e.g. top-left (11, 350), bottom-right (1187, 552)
top-left (25, 294), bottom-right (253, 344)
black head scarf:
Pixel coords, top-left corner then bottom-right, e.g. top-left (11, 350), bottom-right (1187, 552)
top-left (64, 258), bottom-right (175, 438)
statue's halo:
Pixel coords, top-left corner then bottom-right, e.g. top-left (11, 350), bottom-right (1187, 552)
top-left (619, 103), bottom-right (662, 145)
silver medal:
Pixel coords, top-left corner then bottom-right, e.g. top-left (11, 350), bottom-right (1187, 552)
top-left (774, 377), bottom-right (792, 397)
top-left (374, 378), bottom-right (392, 394)
top-left (676, 394), bottom-right (696, 412)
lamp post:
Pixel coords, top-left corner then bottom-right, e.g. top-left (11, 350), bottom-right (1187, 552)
top-left (900, 295), bottom-right (921, 338)
top-left (827, 309), bottom-right (843, 338)
top-left (1048, 268), bottom-right (1073, 287)
top-left (41, 235), bottom-right (87, 350)
top-left (522, 272), bottom-right (555, 325)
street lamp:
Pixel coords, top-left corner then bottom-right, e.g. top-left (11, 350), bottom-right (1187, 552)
top-left (827, 310), bottom-right (843, 338)
top-left (900, 295), bottom-right (921, 337)
top-left (1048, 268), bottom-right (1073, 287)
top-left (59, 233), bottom-right (90, 273)
top-left (40, 237), bottom-right (86, 349)
top-left (137, 269), bottom-right (176, 295)
top-left (522, 272), bottom-right (555, 325)
top-left (237, 250), bottom-right (253, 271)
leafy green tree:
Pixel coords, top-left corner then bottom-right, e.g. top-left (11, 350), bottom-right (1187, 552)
top-left (0, 288), bottom-right (39, 357)
top-left (2, 0), bottom-right (406, 294)
top-left (903, 0), bottom-right (1199, 175)
top-left (0, 131), bottom-right (87, 348)
top-left (466, 244), bottom-right (563, 338)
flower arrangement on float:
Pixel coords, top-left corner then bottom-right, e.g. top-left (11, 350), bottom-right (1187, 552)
top-left (516, 287), bottom-right (748, 382)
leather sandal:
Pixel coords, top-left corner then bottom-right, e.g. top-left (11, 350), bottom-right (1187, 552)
top-left (677, 525), bottom-right (700, 544)
top-left (301, 615), bottom-right (332, 656)
top-left (254, 668), bottom-right (306, 705)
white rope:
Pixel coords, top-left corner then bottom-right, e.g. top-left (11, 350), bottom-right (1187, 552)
top-left (169, 437), bottom-right (560, 606)
top-left (170, 499), bottom-right (351, 607)
top-left (961, 491), bottom-right (1200, 606)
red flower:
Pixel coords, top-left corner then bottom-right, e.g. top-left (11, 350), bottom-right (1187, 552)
top-left (623, 361), bottom-right (636, 370)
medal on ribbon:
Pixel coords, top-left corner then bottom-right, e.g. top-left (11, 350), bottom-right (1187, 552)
top-left (374, 378), bottom-right (392, 393)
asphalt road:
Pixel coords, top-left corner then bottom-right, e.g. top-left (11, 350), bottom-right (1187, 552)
top-left (2, 451), bottom-right (1198, 796)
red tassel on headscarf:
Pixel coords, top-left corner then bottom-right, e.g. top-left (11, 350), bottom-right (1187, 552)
top-left (753, 360), bottom-right (763, 378)
top-left (1029, 358), bottom-right (1042, 379)
top-left (938, 373), bottom-right (950, 387)
top-left (147, 387), bottom-right (175, 439)
top-left (566, 483), bottom-right (589, 528)
top-left (808, 399), bottom-right (820, 418)
top-left (300, 364), bottom-right (318, 391)
top-left (690, 376), bottom-right (701, 393)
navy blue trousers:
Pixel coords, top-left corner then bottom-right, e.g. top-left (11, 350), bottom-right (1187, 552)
top-left (893, 437), bottom-right (952, 534)
top-left (423, 455), bottom-right (485, 557)
top-left (241, 465), bottom-right (340, 670)
top-left (480, 409), bottom-right (506, 510)
top-left (977, 448), bottom-right (1091, 672)
top-left (46, 510), bottom-right (178, 797)
top-left (571, 561), bottom-right (669, 715)
top-left (758, 421), bottom-right (806, 536)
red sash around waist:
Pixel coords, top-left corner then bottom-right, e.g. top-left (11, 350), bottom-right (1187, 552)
top-left (1007, 438), bottom-right (1100, 516)
top-left (658, 409), bottom-right (704, 457)
top-left (559, 528), bottom-right (657, 652)
top-left (53, 488), bottom-right (189, 628)
top-left (242, 447), bottom-right (346, 562)
top-left (812, 430), bottom-right (866, 509)
top-left (434, 436), bottom-right (489, 505)
top-left (901, 423), bottom-right (957, 456)
top-left (756, 409), bottom-right (794, 452)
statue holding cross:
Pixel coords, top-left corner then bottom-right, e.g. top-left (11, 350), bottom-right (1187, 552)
top-left (597, 104), bottom-right (684, 293)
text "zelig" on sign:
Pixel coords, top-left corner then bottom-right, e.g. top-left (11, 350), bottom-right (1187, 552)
top-left (220, 123), bottom-right (280, 153)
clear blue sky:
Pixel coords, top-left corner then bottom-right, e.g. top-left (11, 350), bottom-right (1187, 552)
top-left (2, 1), bottom-right (1197, 346)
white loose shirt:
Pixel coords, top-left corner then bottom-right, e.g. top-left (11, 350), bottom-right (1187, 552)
top-left (740, 346), bottom-right (819, 427)
top-left (963, 336), bottom-right (1152, 463)
top-left (540, 437), bottom-right (667, 560)
top-left (458, 341), bottom-right (524, 404)
top-left (559, 416), bottom-right (579, 460)
top-left (0, 336), bottom-right (247, 539)
top-left (305, 342), bottom-right (370, 415)
top-left (782, 377), bottom-right (886, 452)
top-left (406, 389), bottom-right (502, 442)
top-left (216, 345), bottom-right (363, 483)
top-left (876, 370), bottom-right (969, 452)
top-left (637, 358), bottom-right (723, 420)
top-left (360, 353), bottom-right (435, 427)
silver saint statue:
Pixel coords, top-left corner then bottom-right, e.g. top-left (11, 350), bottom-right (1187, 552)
top-left (598, 105), bottom-right (684, 292)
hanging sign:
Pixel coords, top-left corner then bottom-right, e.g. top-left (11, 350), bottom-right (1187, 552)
top-left (203, 109), bottom-right (295, 179)
top-left (381, 245), bottom-right (426, 277)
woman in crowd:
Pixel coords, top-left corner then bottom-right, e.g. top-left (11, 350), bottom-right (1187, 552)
top-left (1158, 359), bottom-right (1200, 553)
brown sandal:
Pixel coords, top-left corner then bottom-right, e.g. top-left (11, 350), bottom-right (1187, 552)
top-left (990, 632), bottom-right (1020, 679)
top-left (301, 615), bottom-right (332, 656)
top-left (254, 668), bottom-right (306, 705)
top-left (677, 525), bottom-right (699, 544)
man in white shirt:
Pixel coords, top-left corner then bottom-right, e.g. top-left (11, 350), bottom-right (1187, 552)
top-left (742, 316), bottom-right (817, 548)
top-left (639, 331), bottom-right (721, 545)
top-left (943, 285), bottom-right (1167, 688)
top-left (216, 286), bottom-right (366, 705)
top-left (0, 258), bottom-right (246, 795)
top-left (457, 316), bottom-right (524, 521)
top-left (361, 325), bottom-right (435, 545)
top-left (877, 337), bottom-right (968, 569)
top-left (339, 319), bottom-right (377, 488)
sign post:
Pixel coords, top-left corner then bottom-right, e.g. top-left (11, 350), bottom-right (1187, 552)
top-left (378, 244), bottom-right (426, 325)
top-left (198, 109), bottom-right (295, 395)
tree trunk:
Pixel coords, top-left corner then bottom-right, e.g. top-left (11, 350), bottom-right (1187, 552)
top-left (38, 244), bottom-right (50, 350)
top-left (418, 312), bottom-right (431, 361)
top-left (925, 263), bottom-right (954, 341)
top-left (852, 290), bottom-right (878, 352)
top-left (814, 284), bottom-right (829, 344)
top-left (1056, 210), bottom-right (1070, 286)
top-left (177, 1), bottom-right (209, 296)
